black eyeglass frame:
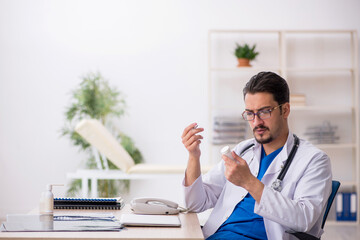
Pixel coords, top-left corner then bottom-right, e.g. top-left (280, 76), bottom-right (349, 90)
top-left (242, 104), bottom-right (283, 121)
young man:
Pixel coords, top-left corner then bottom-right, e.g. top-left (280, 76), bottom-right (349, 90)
top-left (181, 72), bottom-right (332, 240)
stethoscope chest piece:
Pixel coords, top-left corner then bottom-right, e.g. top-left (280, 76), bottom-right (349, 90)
top-left (271, 179), bottom-right (282, 192)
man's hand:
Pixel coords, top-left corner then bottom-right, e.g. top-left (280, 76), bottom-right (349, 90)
top-left (223, 151), bottom-right (253, 187)
top-left (223, 151), bottom-right (264, 203)
top-left (181, 123), bottom-right (204, 159)
top-left (182, 123), bottom-right (204, 186)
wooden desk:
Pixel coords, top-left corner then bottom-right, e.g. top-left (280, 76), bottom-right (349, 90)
top-left (0, 205), bottom-right (204, 240)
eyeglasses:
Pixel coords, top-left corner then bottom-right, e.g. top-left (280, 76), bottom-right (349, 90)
top-left (242, 104), bottom-right (283, 121)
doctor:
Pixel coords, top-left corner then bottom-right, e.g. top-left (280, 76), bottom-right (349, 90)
top-left (181, 71), bottom-right (332, 240)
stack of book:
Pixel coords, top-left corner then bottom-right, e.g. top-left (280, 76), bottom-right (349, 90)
top-left (54, 197), bottom-right (124, 210)
top-left (290, 94), bottom-right (306, 106)
top-left (304, 121), bottom-right (339, 144)
top-left (212, 116), bottom-right (247, 145)
top-left (336, 192), bottom-right (357, 221)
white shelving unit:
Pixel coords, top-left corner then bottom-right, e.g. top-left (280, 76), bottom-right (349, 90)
top-left (208, 30), bottom-right (359, 224)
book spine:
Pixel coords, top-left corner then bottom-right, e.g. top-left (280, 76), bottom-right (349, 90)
top-left (336, 193), bottom-right (343, 221)
top-left (343, 192), bottom-right (350, 220)
top-left (350, 192), bottom-right (357, 221)
top-left (53, 197), bottom-right (124, 210)
top-left (54, 205), bottom-right (122, 210)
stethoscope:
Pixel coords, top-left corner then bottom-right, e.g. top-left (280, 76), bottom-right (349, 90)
top-left (239, 134), bottom-right (300, 192)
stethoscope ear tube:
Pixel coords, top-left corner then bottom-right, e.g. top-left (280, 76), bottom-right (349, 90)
top-left (277, 135), bottom-right (300, 181)
top-left (239, 143), bottom-right (255, 157)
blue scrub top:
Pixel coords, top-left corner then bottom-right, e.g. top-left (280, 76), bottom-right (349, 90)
top-left (207, 146), bottom-right (283, 240)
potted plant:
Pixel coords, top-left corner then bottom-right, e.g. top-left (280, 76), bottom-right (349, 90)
top-left (234, 43), bottom-right (259, 67)
top-left (61, 72), bottom-right (143, 197)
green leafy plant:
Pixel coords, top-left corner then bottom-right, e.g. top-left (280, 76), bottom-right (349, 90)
top-left (234, 43), bottom-right (259, 60)
top-left (61, 72), bottom-right (143, 197)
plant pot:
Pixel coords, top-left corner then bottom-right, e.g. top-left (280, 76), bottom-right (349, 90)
top-left (237, 58), bottom-right (251, 67)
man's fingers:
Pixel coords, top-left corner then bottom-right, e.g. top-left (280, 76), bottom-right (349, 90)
top-left (182, 132), bottom-right (202, 145)
top-left (223, 157), bottom-right (236, 167)
top-left (223, 153), bottom-right (245, 168)
top-left (231, 151), bottom-right (244, 163)
top-left (184, 134), bottom-right (203, 148)
top-left (181, 124), bottom-right (204, 143)
top-left (189, 139), bottom-right (202, 148)
top-left (181, 123), bottom-right (198, 138)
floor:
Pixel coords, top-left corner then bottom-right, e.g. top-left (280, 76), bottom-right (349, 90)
top-left (322, 224), bottom-right (360, 240)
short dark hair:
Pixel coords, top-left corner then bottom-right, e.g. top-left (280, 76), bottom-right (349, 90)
top-left (243, 71), bottom-right (289, 105)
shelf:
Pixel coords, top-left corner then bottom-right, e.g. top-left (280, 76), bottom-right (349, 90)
top-left (286, 67), bottom-right (354, 72)
top-left (209, 29), bottom-right (281, 34)
top-left (283, 30), bottom-right (357, 34)
top-left (316, 143), bottom-right (356, 150)
top-left (326, 220), bottom-right (358, 226)
top-left (211, 106), bottom-right (354, 114)
top-left (210, 29), bottom-right (357, 34)
top-left (210, 67), bottom-right (281, 72)
top-left (210, 67), bottom-right (354, 73)
top-left (210, 143), bottom-right (356, 150)
top-left (339, 181), bottom-right (358, 188)
top-left (208, 30), bottom-right (359, 226)
top-left (291, 105), bottom-right (353, 113)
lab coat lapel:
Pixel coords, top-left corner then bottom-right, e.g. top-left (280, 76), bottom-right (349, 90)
top-left (248, 142), bottom-right (261, 177)
top-left (261, 133), bottom-right (295, 184)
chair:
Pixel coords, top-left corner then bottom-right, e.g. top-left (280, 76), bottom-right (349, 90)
top-left (288, 180), bottom-right (341, 240)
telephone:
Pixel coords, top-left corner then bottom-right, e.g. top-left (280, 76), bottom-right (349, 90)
top-left (130, 198), bottom-right (185, 215)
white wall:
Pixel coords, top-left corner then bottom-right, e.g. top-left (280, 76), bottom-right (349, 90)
top-left (0, 0), bottom-right (360, 219)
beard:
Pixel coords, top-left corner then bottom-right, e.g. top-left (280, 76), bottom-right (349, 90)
top-left (253, 125), bottom-right (273, 144)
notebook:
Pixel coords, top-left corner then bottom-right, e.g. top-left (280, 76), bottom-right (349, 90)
top-left (120, 214), bottom-right (181, 227)
top-left (54, 197), bottom-right (124, 210)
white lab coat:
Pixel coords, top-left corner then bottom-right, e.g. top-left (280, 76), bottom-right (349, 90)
top-left (184, 133), bottom-right (332, 240)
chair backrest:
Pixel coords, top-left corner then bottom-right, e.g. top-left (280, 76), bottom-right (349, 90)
top-left (321, 180), bottom-right (341, 229)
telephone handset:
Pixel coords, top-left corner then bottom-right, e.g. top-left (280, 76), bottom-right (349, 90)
top-left (130, 198), bottom-right (184, 215)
